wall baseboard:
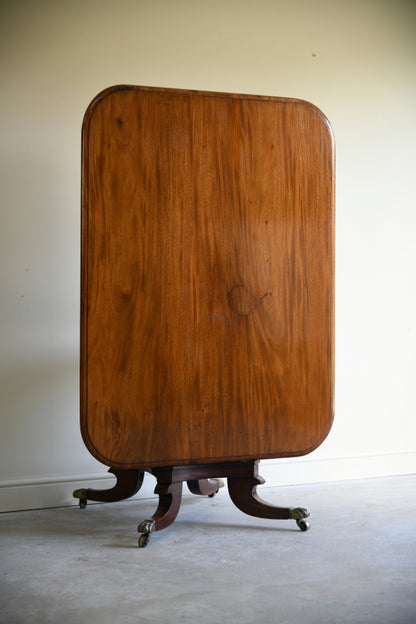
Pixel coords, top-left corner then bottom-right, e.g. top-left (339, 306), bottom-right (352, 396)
top-left (1, 452), bottom-right (415, 513)
top-left (259, 451), bottom-right (416, 487)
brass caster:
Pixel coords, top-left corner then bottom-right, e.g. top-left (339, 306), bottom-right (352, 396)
top-left (288, 507), bottom-right (310, 520)
top-left (138, 519), bottom-right (156, 534)
top-left (137, 519), bottom-right (155, 548)
top-left (138, 533), bottom-right (150, 548)
top-left (288, 507), bottom-right (310, 531)
top-left (208, 478), bottom-right (225, 498)
top-left (296, 519), bottom-right (310, 532)
top-left (73, 489), bottom-right (88, 509)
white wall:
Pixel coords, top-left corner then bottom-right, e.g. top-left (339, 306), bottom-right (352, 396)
top-left (1, 0), bottom-right (415, 512)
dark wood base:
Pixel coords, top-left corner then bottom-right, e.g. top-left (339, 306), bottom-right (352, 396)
top-left (73, 468), bottom-right (144, 508)
top-left (73, 460), bottom-right (310, 546)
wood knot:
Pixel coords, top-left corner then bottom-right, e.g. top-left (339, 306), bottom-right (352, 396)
top-left (228, 285), bottom-right (259, 315)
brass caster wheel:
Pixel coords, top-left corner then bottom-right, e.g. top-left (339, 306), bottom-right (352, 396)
top-left (137, 519), bottom-right (155, 547)
top-left (138, 534), bottom-right (150, 548)
top-left (296, 519), bottom-right (310, 532)
top-left (73, 489), bottom-right (88, 509)
top-left (208, 478), bottom-right (225, 497)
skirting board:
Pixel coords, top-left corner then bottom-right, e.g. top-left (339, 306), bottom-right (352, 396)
top-left (1, 452), bottom-right (415, 513)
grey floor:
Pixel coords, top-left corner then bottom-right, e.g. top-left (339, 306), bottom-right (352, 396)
top-left (1, 475), bottom-right (415, 624)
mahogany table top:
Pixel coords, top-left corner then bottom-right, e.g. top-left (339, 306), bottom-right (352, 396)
top-left (80, 86), bottom-right (335, 469)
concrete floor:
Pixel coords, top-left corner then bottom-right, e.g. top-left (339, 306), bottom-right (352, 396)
top-left (1, 475), bottom-right (415, 624)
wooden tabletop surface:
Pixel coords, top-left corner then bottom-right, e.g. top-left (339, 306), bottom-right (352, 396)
top-left (80, 86), bottom-right (335, 469)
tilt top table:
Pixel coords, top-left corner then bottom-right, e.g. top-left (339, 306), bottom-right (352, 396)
top-left (74, 85), bottom-right (335, 546)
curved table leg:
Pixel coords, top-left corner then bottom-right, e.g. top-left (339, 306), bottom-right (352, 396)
top-left (227, 463), bottom-right (310, 530)
top-left (73, 468), bottom-right (144, 508)
top-left (187, 478), bottom-right (224, 497)
top-left (138, 481), bottom-right (183, 547)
